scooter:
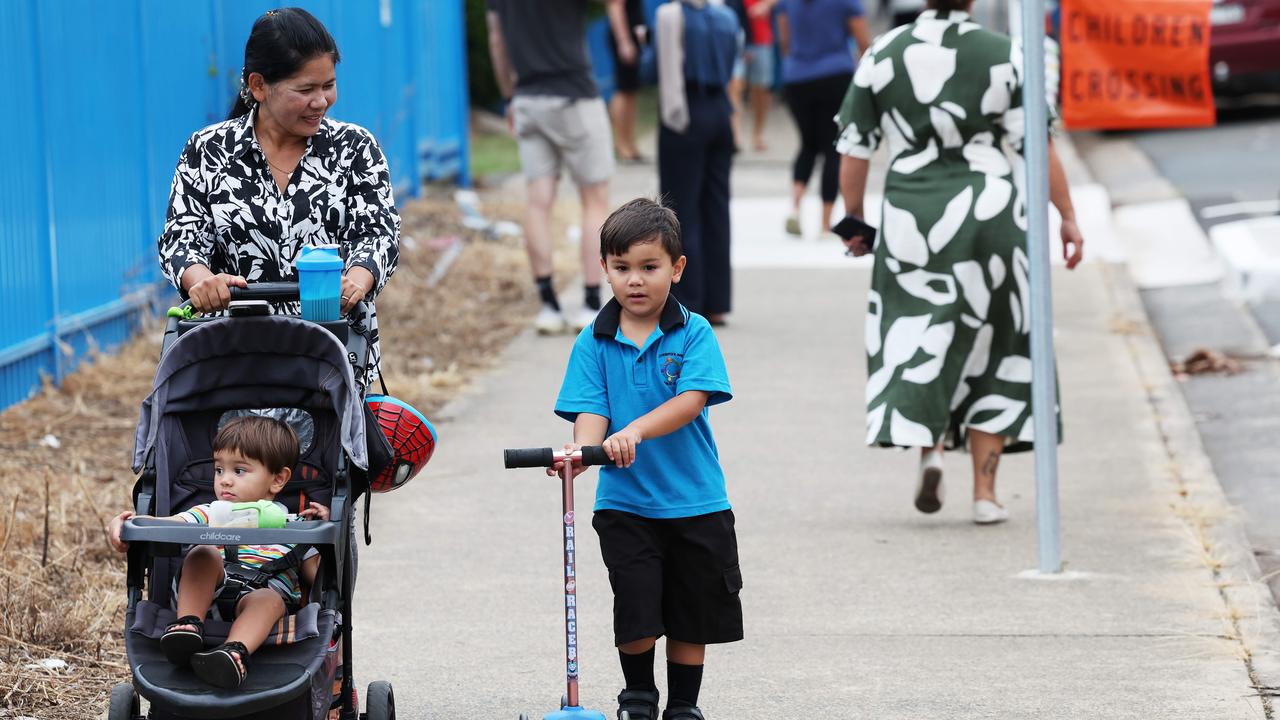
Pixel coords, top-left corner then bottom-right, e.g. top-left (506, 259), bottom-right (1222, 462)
top-left (504, 445), bottom-right (612, 720)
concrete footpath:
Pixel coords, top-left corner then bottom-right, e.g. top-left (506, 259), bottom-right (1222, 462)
top-left (352, 110), bottom-right (1280, 718)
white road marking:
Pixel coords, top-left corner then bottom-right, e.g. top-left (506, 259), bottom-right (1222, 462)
top-left (1111, 199), bottom-right (1224, 288)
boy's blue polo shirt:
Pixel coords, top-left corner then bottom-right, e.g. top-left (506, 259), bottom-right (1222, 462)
top-left (555, 296), bottom-right (732, 519)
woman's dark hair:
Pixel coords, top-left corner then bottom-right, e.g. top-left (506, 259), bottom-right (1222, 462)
top-left (600, 198), bottom-right (683, 262)
top-left (926, 0), bottom-right (973, 11)
top-left (226, 7), bottom-right (341, 120)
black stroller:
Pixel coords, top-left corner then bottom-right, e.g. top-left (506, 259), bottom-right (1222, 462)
top-left (111, 283), bottom-right (395, 720)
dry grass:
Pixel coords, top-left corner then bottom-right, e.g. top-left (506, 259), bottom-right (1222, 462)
top-left (0, 187), bottom-right (573, 718)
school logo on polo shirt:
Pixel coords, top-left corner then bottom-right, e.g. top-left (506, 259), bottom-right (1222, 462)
top-left (660, 353), bottom-right (683, 386)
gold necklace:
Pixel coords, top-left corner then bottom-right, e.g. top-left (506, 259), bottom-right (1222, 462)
top-left (266, 157), bottom-right (297, 176)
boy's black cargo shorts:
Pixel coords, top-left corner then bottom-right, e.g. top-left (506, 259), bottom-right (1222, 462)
top-left (592, 508), bottom-right (743, 646)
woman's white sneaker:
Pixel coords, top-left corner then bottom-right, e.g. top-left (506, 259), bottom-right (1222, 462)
top-left (972, 499), bottom-right (1009, 525)
top-left (914, 450), bottom-right (944, 514)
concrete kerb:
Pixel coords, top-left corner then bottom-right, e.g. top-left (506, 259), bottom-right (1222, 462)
top-left (1074, 126), bottom-right (1280, 700)
top-left (1100, 259), bottom-right (1280, 706)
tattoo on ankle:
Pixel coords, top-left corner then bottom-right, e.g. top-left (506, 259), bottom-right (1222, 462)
top-left (981, 451), bottom-right (1000, 478)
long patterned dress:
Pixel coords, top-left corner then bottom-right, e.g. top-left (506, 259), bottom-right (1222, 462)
top-left (835, 8), bottom-right (1057, 453)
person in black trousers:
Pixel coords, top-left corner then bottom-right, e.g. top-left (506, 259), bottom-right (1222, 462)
top-left (655, 0), bottom-right (741, 325)
top-left (776, 0), bottom-right (870, 239)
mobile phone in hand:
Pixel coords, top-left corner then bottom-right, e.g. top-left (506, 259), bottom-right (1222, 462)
top-left (832, 215), bottom-right (877, 256)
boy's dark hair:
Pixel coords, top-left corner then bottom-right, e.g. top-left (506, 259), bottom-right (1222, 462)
top-left (213, 416), bottom-right (300, 474)
top-left (600, 198), bottom-right (683, 262)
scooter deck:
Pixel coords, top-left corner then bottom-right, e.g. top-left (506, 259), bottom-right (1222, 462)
top-left (544, 706), bottom-right (608, 720)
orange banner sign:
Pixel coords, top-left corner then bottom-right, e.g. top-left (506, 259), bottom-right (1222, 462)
top-left (1061, 0), bottom-right (1215, 130)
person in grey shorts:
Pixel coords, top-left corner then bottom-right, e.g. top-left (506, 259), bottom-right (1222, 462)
top-left (487, 0), bottom-right (635, 335)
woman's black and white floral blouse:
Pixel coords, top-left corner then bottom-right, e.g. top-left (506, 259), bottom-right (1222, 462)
top-left (158, 110), bottom-right (400, 389)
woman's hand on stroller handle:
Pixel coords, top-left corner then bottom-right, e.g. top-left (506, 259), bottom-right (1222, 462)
top-left (340, 267), bottom-right (375, 316)
top-left (182, 266), bottom-right (248, 313)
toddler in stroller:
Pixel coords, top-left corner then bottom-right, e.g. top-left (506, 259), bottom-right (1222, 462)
top-left (108, 414), bottom-right (330, 688)
top-left (109, 283), bottom-right (397, 720)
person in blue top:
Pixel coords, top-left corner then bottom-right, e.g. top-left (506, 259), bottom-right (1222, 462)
top-left (655, 0), bottom-right (742, 326)
top-left (554, 198), bottom-right (742, 720)
top-left (776, 0), bottom-right (871, 238)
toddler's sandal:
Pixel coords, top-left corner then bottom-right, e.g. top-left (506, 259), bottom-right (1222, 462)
top-left (160, 615), bottom-right (204, 666)
top-left (191, 641), bottom-right (250, 689)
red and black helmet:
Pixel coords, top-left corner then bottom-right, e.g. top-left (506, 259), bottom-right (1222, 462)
top-left (364, 395), bottom-right (438, 493)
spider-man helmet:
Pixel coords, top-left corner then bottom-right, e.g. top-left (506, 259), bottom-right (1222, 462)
top-left (364, 394), bottom-right (438, 493)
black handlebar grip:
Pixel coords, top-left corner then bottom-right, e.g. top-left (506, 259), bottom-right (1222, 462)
top-left (229, 282), bottom-right (300, 302)
top-left (504, 447), bottom-right (555, 469)
top-left (578, 446), bottom-right (610, 467)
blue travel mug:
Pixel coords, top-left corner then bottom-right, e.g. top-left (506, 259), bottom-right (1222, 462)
top-left (296, 244), bottom-right (344, 322)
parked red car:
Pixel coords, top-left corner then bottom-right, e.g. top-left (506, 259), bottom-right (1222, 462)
top-left (1210, 0), bottom-right (1280, 94)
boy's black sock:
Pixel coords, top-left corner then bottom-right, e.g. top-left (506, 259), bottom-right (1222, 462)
top-left (619, 646), bottom-right (657, 692)
top-left (583, 284), bottom-right (601, 311)
top-left (536, 275), bottom-right (560, 311)
top-left (666, 661), bottom-right (703, 708)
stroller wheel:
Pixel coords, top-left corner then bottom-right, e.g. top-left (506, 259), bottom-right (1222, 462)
top-left (365, 680), bottom-right (395, 720)
top-left (108, 682), bottom-right (139, 720)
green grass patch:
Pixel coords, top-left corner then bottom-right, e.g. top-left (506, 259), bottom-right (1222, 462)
top-left (470, 128), bottom-right (520, 183)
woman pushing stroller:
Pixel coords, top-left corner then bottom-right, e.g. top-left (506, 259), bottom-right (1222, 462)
top-left (108, 8), bottom-right (403, 716)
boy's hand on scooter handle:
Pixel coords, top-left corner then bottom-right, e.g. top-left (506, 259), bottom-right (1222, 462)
top-left (603, 426), bottom-right (642, 468)
top-left (108, 511), bottom-right (135, 553)
top-left (547, 443), bottom-right (591, 479)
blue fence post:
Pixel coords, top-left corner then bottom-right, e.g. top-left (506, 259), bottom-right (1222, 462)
top-left (32, 1), bottom-right (63, 386)
top-left (452, 0), bottom-right (471, 187)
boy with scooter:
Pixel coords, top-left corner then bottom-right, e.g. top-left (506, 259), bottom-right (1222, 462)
top-left (552, 198), bottom-right (743, 720)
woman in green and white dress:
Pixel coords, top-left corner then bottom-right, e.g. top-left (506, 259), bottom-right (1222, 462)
top-left (836, 0), bottom-right (1084, 524)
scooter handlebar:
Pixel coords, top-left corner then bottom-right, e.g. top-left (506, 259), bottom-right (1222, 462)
top-left (503, 445), bottom-right (610, 469)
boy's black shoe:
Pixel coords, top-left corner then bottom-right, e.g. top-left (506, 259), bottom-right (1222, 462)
top-left (617, 689), bottom-right (661, 720)
top-left (662, 706), bottom-right (706, 720)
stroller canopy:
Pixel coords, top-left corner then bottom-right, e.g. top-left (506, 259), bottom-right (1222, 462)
top-left (132, 315), bottom-right (368, 473)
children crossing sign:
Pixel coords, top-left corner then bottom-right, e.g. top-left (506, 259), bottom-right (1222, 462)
top-left (1060, 0), bottom-right (1215, 129)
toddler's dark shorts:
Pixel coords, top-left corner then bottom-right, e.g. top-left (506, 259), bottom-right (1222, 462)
top-left (592, 508), bottom-right (743, 646)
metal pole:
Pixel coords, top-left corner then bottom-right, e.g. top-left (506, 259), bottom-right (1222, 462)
top-left (1019, 0), bottom-right (1062, 574)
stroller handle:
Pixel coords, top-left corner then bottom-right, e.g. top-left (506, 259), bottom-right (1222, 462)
top-left (503, 445), bottom-right (610, 469)
top-left (229, 281), bottom-right (301, 302)
top-left (167, 281), bottom-right (370, 314)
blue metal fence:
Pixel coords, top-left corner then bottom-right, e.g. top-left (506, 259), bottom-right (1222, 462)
top-left (0, 0), bottom-right (468, 411)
